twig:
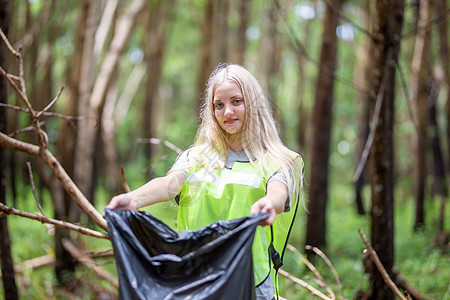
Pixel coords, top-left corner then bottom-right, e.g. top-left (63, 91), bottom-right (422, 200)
top-left (358, 229), bottom-right (407, 300)
top-left (353, 83), bottom-right (385, 183)
top-left (0, 202), bottom-right (109, 240)
top-left (305, 245), bottom-right (343, 289)
top-left (120, 166), bottom-right (131, 193)
top-left (26, 162), bottom-right (47, 217)
top-left (137, 137), bottom-right (183, 154)
top-left (36, 86), bottom-right (64, 118)
top-left (278, 269), bottom-right (333, 300)
top-left (401, 7), bottom-right (450, 39)
top-left (0, 28), bottom-right (20, 57)
top-left (287, 244), bottom-right (335, 298)
top-left (8, 122), bottom-right (45, 137)
top-left (62, 239), bottom-right (118, 288)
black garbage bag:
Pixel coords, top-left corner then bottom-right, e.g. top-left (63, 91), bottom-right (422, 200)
top-left (104, 208), bottom-right (268, 300)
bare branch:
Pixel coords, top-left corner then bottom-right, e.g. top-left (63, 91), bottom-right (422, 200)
top-left (305, 245), bottom-right (343, 290)
top-left (0, 132), bottom-right (107, 230)
top-left (358, 229), bottom-right (407, 300)
top-left (8, 122), bottom-right (45, 138)
top-left (287, 244), bottom-right (334, 298)
top-left (0, 202), bottom-right (109, 240)
top-left (36, 86), bottom-right (64, 118)
top-left (0, 28), bottom-right (20, 57)
top-left (62, 239), bottom-right (118, 288)
top-left (26, 162), bottom-right (47, 217)
top-left (353, 83), bottom-right (385, 183)
top-left (137, 137), bottom-right (183, 154)
top-left (120, 166), bottom-right (131, 193)
top-left (278, 269), bottom-right (333, 300)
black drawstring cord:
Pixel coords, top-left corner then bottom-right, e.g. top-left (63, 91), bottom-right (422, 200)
top-left (269, 225), bottom-right (282, 300)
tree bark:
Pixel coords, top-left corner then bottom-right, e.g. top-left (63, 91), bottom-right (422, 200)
top-left (197, 0), bottom-right (214, 110)
top-left (353, 0), bottom-right (372, 215)
top-left (366, 0), bottom-right (404, 299)
top-left (305, 0), bottom-right (342, 254)
top-left (233, 0), bottom-right (250, 65)
top-left (435, 0), bottom-right (449, 234)
top-left (0, 0), bottom-right (19, 298)
top-left (73, 0), bottom-right (146, 211)
top-left (411, 0), bottom-right (432, 231)
top-left (258, 0), bottom-right (279, 98)
top-left (143, 0), bottom-right (175, 179)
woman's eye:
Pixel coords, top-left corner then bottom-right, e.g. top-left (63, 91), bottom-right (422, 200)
top-left (214, 103), bottom-right (223, 109)
top-left (234, 99), bottom-right (243, 105)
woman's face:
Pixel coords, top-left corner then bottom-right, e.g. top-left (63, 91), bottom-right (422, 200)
top-left (213, 80), bottom-right (246, 136)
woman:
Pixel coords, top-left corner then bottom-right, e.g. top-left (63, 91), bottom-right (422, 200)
top-left (106, 63), bottom-right (304, 299)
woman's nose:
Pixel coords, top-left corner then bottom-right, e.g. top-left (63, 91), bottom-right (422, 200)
top-left (224, 105), bottom-right (233, 116)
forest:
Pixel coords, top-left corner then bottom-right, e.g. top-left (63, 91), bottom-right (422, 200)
top-left (0, 0), bottom-right (448, 299)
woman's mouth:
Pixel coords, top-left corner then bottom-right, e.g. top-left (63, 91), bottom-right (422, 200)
top-left (224, 119), bottom-right (237, 124)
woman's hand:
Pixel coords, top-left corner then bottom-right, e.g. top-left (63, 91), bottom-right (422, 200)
top-left (106, 193), bottom-right (138, 211)
top-left (251, 196), bottom-right (277, 226)
top-left (251, 180), bottom-right (289, 226)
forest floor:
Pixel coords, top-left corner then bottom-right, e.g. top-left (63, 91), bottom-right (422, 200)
top-left (1, 184), bottom-right (449, 299)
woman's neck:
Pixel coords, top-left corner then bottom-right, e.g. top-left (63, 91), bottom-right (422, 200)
top-left (228, 135), bottom-right (244, 152)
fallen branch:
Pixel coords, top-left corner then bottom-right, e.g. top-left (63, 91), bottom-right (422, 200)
top-left (278, 269), bottom-right (333, 300)
top-left (0, 202), bottom-right (109, 240)
top-left (62, 239), bottom-right (118, 288)
top-left (358, 229), bottom-right (407, 300)
top-left (287, 244), bottom-right (335, 298)
top-left (305, 245), bottom-right (343, 289)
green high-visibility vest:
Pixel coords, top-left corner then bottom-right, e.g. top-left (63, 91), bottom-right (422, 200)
top-left (177, 154), bottom-right (300, 286)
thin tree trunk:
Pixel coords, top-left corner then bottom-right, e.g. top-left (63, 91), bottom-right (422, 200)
top-left (143, 0), bottom-right (175, 179)
top-left (258, 0), bottom-right (279, 97)
top-left (366, 0), bottom-right (404, 299)
top-left (197, 0), bottom-right (214, 110)
top-left (54, 0), bottom-right (90, 285)
top-left (353, 0), bottom-right (371, 215)
top-left (73, 0), bottom-right (145, 211)
top-left (435, 0), bottom-right (449, 234)
top-left (214, 0), bottom-right (229, 64)
top-left (428, 79), bottom-right (447, 198)
top-left (0, 0), bottom-right (19, 297)
top-left (411, 0), bottom-right (432, 231)
top-left (233, 0), bottom-right (250, 65)
top-left (305, 0), bottom-right (342, 255)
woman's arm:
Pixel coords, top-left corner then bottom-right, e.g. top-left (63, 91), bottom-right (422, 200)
top-left (106, 170), bottom-right (186, 210)
top-left (250, 180), bottom-right (288, 226)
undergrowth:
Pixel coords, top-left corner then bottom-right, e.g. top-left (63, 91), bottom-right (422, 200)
top-left (0, 183), bottom-right (448, 299)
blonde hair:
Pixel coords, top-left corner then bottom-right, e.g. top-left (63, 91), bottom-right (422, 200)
top-left (193, 63), bottom-right (304, 201)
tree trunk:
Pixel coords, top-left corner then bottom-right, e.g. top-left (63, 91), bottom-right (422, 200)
top-left (54, 0), bottom-right (90, 285)
top-left (143, 0), bottom-right (175, 179)
top-left (435, 0), bottom-right (449, 234)
top-left (197, 0), bottom-right (214, 110)
top-left (258, 0), bottom-right (279, 98)
top-left (353, 0), bottom-right (372, 215)
top-left (428, 78), bottom-right (447, 198)
top-left (73, 0), bottom-right (145, 210)
top-left (411, 0), bottom-right (432, 231)
top-left (233, 0), bottom-right (250, 65)
top-left (0, 0), bottom-right (19, 298)
top-left (366, 0), bottom-right (404, 299)
top-left (305, 0), bottom-right (342, 255)
top-left (213, 0), bottom-right (229, 64)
